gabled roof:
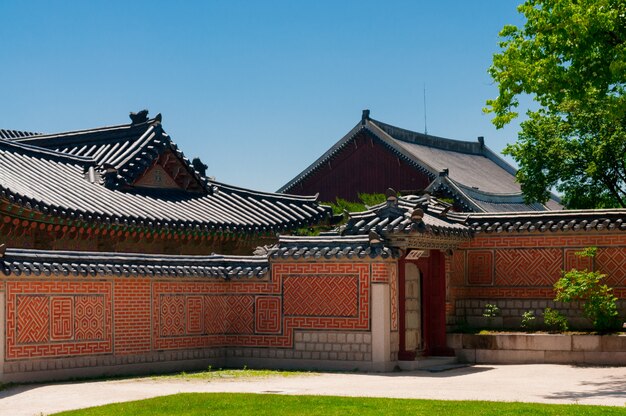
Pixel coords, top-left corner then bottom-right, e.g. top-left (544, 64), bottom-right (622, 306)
top-left (0, 113), bottom-right (330, 235)
top-left (341, 193), bottom-right (472, 239)
top-left (279, 110), bottom-right (562, 212)
top-left (12, 113), bottom-right (207, 192)
top-left (0, 248), bottom-right (269, 278)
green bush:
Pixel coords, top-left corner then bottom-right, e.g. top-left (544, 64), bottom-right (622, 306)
top-left (553, 247), bottom-right (621, 332)
top-left (543, 307), bottom-right (569, 332)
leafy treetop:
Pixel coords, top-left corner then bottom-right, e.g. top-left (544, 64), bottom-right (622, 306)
top-left (486, 0), bottom-right (626, 208)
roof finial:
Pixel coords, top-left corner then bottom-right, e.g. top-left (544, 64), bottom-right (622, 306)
top-left (477, 136), bottom-right (485, 147)
top-left (361, 109), bottom-right (370, 125)
top-left (439, 168), bottom-right (449, 177)
top-left (129, 109), bottom-right (149, 124)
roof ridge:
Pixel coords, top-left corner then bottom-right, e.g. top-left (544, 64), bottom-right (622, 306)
top-left (369, 118), bottom-right (484, 154)
top-left (0, 137), bottom-right (95, 166)
top-left (13, 117), bottom-right (159, 143)
top-left (0, 128), bottom-right (41, 140)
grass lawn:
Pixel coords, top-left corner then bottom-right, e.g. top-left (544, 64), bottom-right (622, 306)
top-left (51, 393), bottom-right (626, 416)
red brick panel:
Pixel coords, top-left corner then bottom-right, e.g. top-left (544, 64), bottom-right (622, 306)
top-left (495, 248), bottom-right (562, 286)
top-left (7, 281), bottom-right (112, 360)
top-left (450, 251), bottom-right (465, 286)
top-left (564, 248), bottom-right (593, 272)
top-left (74, 295), bottom-right (105, 340)
top-left (255, 296), bottom-right (281, 334)
top-left (16, 295), bottom-right (49, 344)
top-left (283, 275), bottom-right (358, 317)
top-left (186, 296), bottom-right (204, 334)
top-left (153, 263), bottom-right (370, 350)
top-left (595, 247), bottom-right (626, 287)
top-left (114, 279), bottom-right (151, 354)
top-left (159, 295), bottom-right (186, 337)
top-left (51, 297), bottom-right (73, 341)
top-left (371, 263), bottom-right (390, 283)
top-left (467, 250), bottom-right (494, 285)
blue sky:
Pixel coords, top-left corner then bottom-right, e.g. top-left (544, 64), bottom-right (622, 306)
top-left (0, 1), bottom-right (527, 193)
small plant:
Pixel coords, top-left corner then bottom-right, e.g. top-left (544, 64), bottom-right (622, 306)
top-left (482, 303), bottom-right (501, 328)
top-left (543, 307), bottom-right (569, 332)
top-left (554, 247), bottom-right (621, 332)
top-left (520, 310), bottom-right (536, 331)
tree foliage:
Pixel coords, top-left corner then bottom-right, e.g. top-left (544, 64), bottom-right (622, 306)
top-left (486, 0), bottom-right (626, 208)
top-left (553, 247), bottom-right (621, 332)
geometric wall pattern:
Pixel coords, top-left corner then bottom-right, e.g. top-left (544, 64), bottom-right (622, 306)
top-left (6, 281), bottom-right (112, 360)
top-left (152, 262), bottom-right (370, 350)
top-left (495, 248), bottom-right (562, 286)
top-left (390, 264), bottom-right (398, 331)
top-left (467, 250), bottom-right (494, 285)
top-left (283, 275), bottom-right (358, 317)
top-left (451, 235), bottom-right (626, 306)
top-left (595, 247), bottom-right (626, 287)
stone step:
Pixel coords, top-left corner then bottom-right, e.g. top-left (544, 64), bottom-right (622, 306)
top-left (396, 356), bottom-right (460, 371)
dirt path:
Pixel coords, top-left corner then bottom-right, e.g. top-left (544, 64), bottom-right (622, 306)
top-left (1, 364), bottom-right (625, 415)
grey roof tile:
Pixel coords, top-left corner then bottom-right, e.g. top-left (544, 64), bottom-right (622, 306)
top-left (1, 248), bottom-right (269, 278)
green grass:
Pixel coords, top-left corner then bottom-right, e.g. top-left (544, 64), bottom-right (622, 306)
top-left (154, 367), bottom-right (313, 381)
top-left (51, 393), bottom-right (626, 416)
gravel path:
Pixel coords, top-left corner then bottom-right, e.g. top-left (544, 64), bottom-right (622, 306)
top-left (1, 364), bottom-right (626, 415)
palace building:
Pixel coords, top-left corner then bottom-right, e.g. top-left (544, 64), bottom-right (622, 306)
top-left (0, 111), bottom-right (624, 382)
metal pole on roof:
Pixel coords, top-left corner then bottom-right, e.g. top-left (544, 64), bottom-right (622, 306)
top-left (423, 83), bottom-right (428, 136)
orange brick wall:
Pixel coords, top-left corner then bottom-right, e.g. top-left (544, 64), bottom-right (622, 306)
top-left (2, 261), bottom-right (392, 376)
top-left (449, 232), bottom-right (626, 328)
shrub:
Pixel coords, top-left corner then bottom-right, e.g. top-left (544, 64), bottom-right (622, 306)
top-left (520, 310), bottom-right (536, 331)
top-left (554, 247), bottom-right (621, 332)
top-left (543, 307), bottom-right (569, 332)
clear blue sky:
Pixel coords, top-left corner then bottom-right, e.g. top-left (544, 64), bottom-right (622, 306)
top-left (0, 1), bottom-right (527, 193)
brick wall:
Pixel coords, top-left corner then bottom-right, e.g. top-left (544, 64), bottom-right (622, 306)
top-left (449, 232), bottom-right (626, 330)
top-left (0, 260), bottom-right (396, 381)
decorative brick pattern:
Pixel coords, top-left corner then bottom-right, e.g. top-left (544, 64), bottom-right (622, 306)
top-left (16, 296), bottom-right (49, 344)
top-left (564, 248), bottom-right (593, 271)
top-left (467, 250), bottom-right (494, 285)
top-left (390, 263), bottom-right (398, 331)
top-left (159, 295), bottom-right (186, 337)
top-left (186, 296), bottom-right (204, 334)
top-left (7, 281), bottom-right (112, 360)
top-left (495, 248), bottom-right (562, 286)
top-left (283, 275), bottom-right (358, 317)
top-left (595, 247), bottom-right (626, 287)
top-left (152, 263), bottom-right (370, 350)
top-left (255, 297), bottom-right (281, 334)
top-left (74, 296), bottom-right (105, 340)
top-left (51, 297), bottom-right (73, 341)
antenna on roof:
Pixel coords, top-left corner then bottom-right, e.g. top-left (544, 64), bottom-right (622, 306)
top-left (423, 84), bottom-right (428, 136)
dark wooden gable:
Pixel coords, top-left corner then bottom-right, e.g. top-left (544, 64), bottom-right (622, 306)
top-left (132, 149), bottom-right (205, 193)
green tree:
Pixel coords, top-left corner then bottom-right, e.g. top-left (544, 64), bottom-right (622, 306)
top-left (486, 0), bottom-right (626, 208)
top-left (553, 247), bottom-right (621, 332)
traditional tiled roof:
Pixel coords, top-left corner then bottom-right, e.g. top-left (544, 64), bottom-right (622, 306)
top-left (0, 247), bottom-right (269, 278)
top-left (0, 129), bottom-right (40, 140)
top-left (465, 209), bottom-right (626, 234)
top-left (12, 113), bottom-right (208, 192)
top-left (0, 113), bottom-right (330, 235)
top-left (425, 174), bottom-right (551, 212)
top-left (279, 110), bottom-right (562, 212)
top-left (265, 235), bottom-right (396, 259)
top-left (342, 194), bottom-right (472, 239)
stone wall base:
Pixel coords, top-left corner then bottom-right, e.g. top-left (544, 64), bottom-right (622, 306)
top-left (448, 333), bottom-right (626, 365)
